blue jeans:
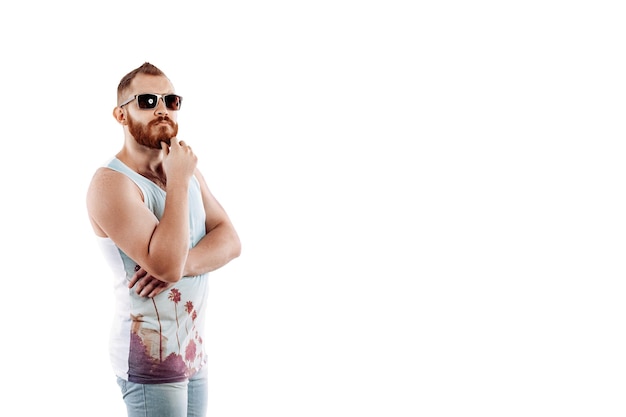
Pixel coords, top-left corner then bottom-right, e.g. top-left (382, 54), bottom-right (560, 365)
top-left (116, 367), bottom-right (208, 417)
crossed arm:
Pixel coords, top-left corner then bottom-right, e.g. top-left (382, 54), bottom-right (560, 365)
top-left (87, 161), bottom-right (240, 298)
top-left (131, 169), bottom-right (241, 297)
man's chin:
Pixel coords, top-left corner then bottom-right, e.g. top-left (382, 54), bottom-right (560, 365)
top-left (154, 127), bottom-right (176, 146)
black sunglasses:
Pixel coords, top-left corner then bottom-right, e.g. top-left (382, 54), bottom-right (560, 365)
top-left (120, 93), bottom-right (183, 110)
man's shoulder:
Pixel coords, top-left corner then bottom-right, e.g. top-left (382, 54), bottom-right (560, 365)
top-left (88, 165), bottom-right (139, 200)
top-left (90, 165), bottom-right (126, 186)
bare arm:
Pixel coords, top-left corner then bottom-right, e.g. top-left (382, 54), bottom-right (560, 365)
top-left (183, 168), bottom-right (241, 276)
top-left (125, 168), bottom-right (240, 298)
top-left (87, 138), bottom-right (197, 283)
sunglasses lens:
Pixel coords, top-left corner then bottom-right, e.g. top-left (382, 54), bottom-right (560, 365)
top-left (137, 94), bottom-right (158, 109)
top-left (165, 95), bottom-right (182, 110)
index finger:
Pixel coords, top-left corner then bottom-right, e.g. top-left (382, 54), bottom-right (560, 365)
top-left (128, 267), bottom-right (147, 288)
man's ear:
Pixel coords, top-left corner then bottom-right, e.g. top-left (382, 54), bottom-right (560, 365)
top-left (113, 107), bottom-right (127, 125)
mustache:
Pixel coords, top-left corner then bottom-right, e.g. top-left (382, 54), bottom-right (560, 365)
top-left (149, 116), bottom-right (175, 127)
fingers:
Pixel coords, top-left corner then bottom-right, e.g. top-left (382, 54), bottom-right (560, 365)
top-left (172, 138), bottom-right (191, 150)
top-left (129, 266), bottom-right (168, 297)
top-left (128, 266), bottom-right (147, 288)
top-left (169, 137), bottom-right (188, 147)
top-left (134, 276), bottom-right (168, 298)
top-left (163, 137), bottom-right (192, 153)
top-left (147, 282), bottom-right (170, 298)
top-left (161, 136), bottom-right (197, 181)
top-left (139, 280), bottom-right (168, 298)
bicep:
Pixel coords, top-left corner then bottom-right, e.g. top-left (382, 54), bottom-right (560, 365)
top-left (87, 169), bottom-right (160, 265)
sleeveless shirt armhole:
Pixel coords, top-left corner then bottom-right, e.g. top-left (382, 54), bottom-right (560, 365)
top-left (104, 159), bottom-right (147, 202)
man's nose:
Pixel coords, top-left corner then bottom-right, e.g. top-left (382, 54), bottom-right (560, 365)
top-left (154, 97), bottom-right (169, 115)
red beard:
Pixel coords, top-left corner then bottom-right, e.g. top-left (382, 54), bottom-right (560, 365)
top-left (128, 116), bottom-right (179, 149)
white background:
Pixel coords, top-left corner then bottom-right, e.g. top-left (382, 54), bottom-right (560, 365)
top-left (1, 1), bottom-right (625, 416)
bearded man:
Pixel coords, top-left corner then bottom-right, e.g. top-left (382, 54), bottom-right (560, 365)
top-left (86, 62), bottom-right (241, 417)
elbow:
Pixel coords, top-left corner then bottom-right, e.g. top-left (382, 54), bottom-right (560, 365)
top-left (231, 234), bottom-right (242, 260)
top-left (157, 270), bottom-right (184, 284)
top-left (149, 260), bottom-right (185, 283)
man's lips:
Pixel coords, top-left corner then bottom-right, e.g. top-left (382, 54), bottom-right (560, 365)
top-left (151, 118), bottom-right (174, 127)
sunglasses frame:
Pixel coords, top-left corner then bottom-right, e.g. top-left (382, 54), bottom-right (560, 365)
top-left (119, 93), bottom-right (183, 110)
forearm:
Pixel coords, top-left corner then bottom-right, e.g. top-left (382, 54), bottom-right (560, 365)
top-left (147, 183), bottom-right (190, 282)
top-left (183, 223), bottom-right (241, 277)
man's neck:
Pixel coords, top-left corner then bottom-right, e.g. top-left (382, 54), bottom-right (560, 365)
top-left (116, 146), bottom-right (167, 189)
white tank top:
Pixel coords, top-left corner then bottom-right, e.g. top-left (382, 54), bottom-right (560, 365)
top-left (96, 157), bottom-right (209, 384)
